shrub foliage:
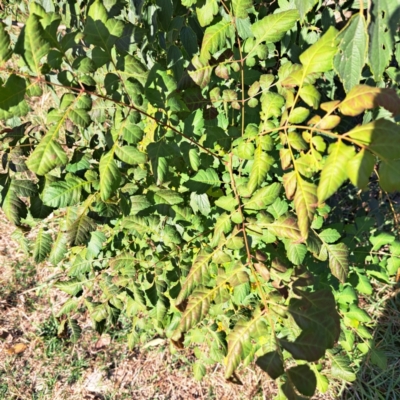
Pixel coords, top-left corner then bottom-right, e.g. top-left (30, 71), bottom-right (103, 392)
top-left (1, 0), bottom-right (400, 397)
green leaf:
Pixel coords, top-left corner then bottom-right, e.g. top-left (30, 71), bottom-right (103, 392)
top-left (49, 232), bottom-right (68, 265)
top-left (260, 92), bottom-right (285, 120)
top-left (196, 0), bottom-right (218, 27)
top-left (1, 183), bottom-right (27, 225)
top-left (286, 241), bottom-right (307, 265)
top-left (329, 354), bottom-right (356, 382)
top-left (26, 128), bottom-right (68, 175)
top-left (251, 10), bottom-right (299, 46)
top-left (0, 75), bottom-right (26, 111)
top-left (294, 176), bottom-right (317, 240)
top-left (187, 168), bottom-right (221, 193)
top-left (173, 287), bottom-right (211, 336)
top-left (333, 14), bottom-right (368, 92)
top-left (99, 151), bottom-right (121, 201)
top-left (55, 279), bottom-right (83, 296)
top-left (346, 119), bottom-right (400, 161)
top-left (115, 146), bottom-right (146, 165)
top-left (0, 23), bottom-right (12, 66)
top-left (154, 190), bottom-right (183, 205)
top-left (379, 160), bottom-right (400, 192)
top-left (84, 0), bottom-right (124, 53)
top-left (200, 20), bottom-right (234, 63)
top-left (244, 183), bottom-right (281, 211)
top-left (286, 365), bottom-right (317, 397)
top-left (175, 249), bottom-right (213, 307)
top-left (193, 362), bottom-right (206, 381)
top-left (33, 228), bottom-right (52, 263)
top-left (232, 0), bottom-right (252, 19)
top-left (43, 175), bottom-right (87, 207)
top-left (288, 107), bottom-right (310, 124)
top-left (317, 141), bottom-right (355, 204)
top-left (225, 314), bottom-right (268, 378)
top-left (345, 304), bottom-right (371, 323)
top-left (67, 214), bottom-right (97, 245)
top-left (346, 150), bottom-right (375, 190)
top-left (294, 0), bottom-right (318, 21)
top-left (68, 318), bottom-right (82, 344)
top-left (15, 13), bottom-right (50, 73)
top-left (319, 229), bottom-right (340, 244)
top-left (256, 351), bottom-right (284, 379)
top-left (299, 84), bottom-right (321, 109)
top-left (266, 215), bottom-right (302, 241)
top-left (248, 146), bottom-right (274, 194)
top-left (215, 195), bottom-right (238, 212)
top-left (326, 243), bottom-right (349, 283)
top-left (368, 0), bottom-right (396, 81)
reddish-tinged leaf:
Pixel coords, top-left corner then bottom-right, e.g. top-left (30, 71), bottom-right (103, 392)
top-left (339, 85), bottom-right (400, 117)
top-left (294, 176), bottom-right (318, 240)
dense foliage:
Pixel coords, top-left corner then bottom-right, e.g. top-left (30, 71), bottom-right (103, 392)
top-left (1, 0), bottom-right (400, 397)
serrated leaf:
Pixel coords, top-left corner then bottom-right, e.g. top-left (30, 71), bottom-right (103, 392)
top-left (67, 214), bottom-right (97, 245)
top-left (283, 171), bottom-right (297, 200)
top-left (215, 195), bottom-right (238, 212)
top-left (0, 23), bottom-right (12, 66)
top-left (15, 13), bottom-right (50, 73)
top-left (1, 183), bottom-right (27, 225)
top-left (49, 231), bottom-right (68, 265)
top-left (294, 0), bottom-right (318, 21)
top-left (368, 0), bottom-right (396, 81)
top-left (200, 20), bottom-right (234, 62)
top-left (266, 215), bottom-right (302, 241)
top-left (115, 146), bottom-right (146, 165)
top-left (55, 279), bottom-right (83, 296)
top-left (33, 228), bottom-right (52, 263)
top-left (154, 190), bottom-right (183, 205)
top-left (294, 176), bottom-right (317, 240)
top-left (175, 249), bottom-right (213, 306)
top-left (193, 362), bottom-right (206, 381)
top-left (339, 85), bottom-right (400, 117)
top-left (333, 14), bottom-right (368, 92)
top-left (68, 318), bottom-right (81, 343)
top-left (43, 175), bottom-right (86, 207)
top-left (225, 314), bottom-right (267, 378)
top-left (244, 183), bottom-right (281, 211)
top-left (326, 243), bottom-right (349, 283)
top-left (251, 10), bottom-right (299, 46)
top-left (286, 241), bottom-right (307, 265)
top-left (173, 287), bottom-right (211, 335)
top-left (299, 84), bottom-right (321, 109)
top-left (319, 229), bottom-right (340, 244)
top-left (317, 141), bottom-right (355, 203)
top-left (99, 151), bottom-right (121, 201)
top-left (261, 92), bottom-right (285, 120)
top-left (248, 146), bottom-right (274, 194)
top-left (232, 0), bottom-right (252, 19)
top-left (188, 56), bottom-right (213, 88)
top-left (330, 354), bottom-right (356, 382)
top-left (26, 126), bottom-right (68, 175)
top-left (196, 0), bottom-right (218, 27)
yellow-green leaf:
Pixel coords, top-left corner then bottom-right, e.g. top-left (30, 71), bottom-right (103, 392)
top-left (317, 141), bottom-right (355, 203)
top-left (346, 150), bottom-right (375, 190)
